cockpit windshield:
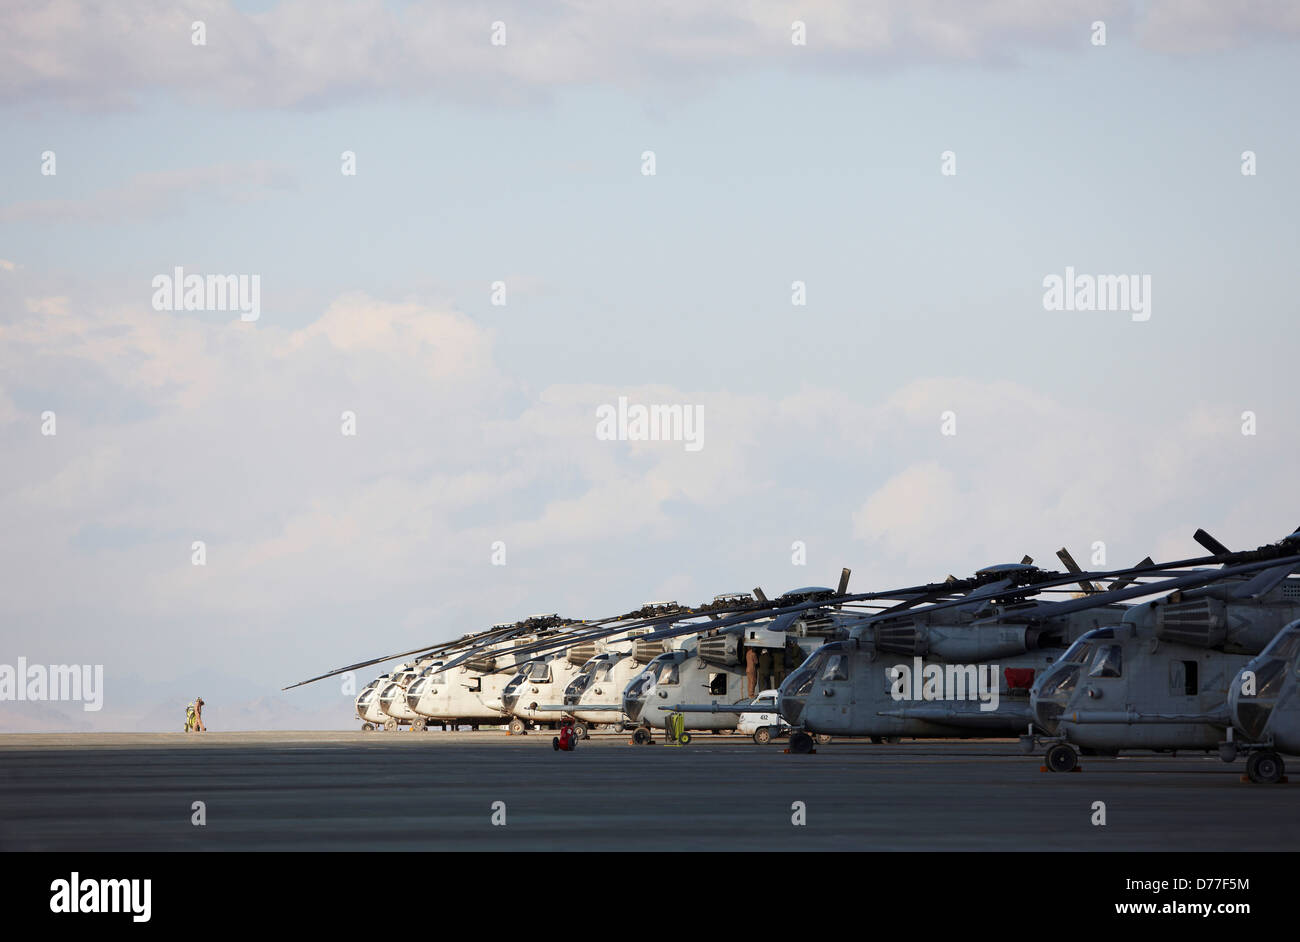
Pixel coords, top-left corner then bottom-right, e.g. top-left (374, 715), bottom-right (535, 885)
top-left (820, 653), bottom-right (849, 682)
top-left (1088, 644), bottom-right (1123, 679)
top-left (626, 670), bottom-right (655, 700)
top-left (787, 644), bottom-right (844, 697)
top-left (1263, 626), bottom-right (1300, 663)
top-left (1061, 639), bottom-right (1094, 664)
top-left (527, 661), bottom-right (552, 683)
top-left (655, 660), bottom-right (680, 685)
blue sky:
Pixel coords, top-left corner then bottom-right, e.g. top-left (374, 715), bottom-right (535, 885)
top-left (1, 1), bottom-right (1298, 728)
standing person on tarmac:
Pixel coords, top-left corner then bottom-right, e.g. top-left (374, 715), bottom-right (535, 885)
top-left (185, 697), bottom-right (207, 732)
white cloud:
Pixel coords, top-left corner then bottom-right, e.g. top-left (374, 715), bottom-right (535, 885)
top-left (0, 0), bottom-right (1235, 111)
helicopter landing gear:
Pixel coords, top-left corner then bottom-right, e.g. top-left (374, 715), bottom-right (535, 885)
top-left (753, 726), bottom-right (773, 745)
top-left (1045, 743), bottom-right (1079, 773)
top-left (1246, 751), bottom-right (1286, 784)
top-left (410, 718), bottom-right (427, 732)
top-left (632, 727), bottom-right (653, 745)
top-left (572, 723), bottom-right (588, 740)
top-left (789, 731), bottom-right (815, 754)
top-left (383, 718), bottom-right (398, 732)
top-left (361, 723), bottom-right (375, 731)
top-left (508, 717), bottom-right (527, 736)
top-left (815, 734), bottom-right (833, 745)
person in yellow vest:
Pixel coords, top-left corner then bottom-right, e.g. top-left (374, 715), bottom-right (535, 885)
top-left (185, 697), bottom-right (207, 732)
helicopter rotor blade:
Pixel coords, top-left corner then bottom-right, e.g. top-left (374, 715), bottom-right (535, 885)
top-left (1106, 557), bottom-right (1153, 593)
top-left (1056, 547), bottom-right (1098, 594)
top-left (1193, 528), bottom-right (1232, 557)
top-left (986, 554), bottom-right (1300, 622)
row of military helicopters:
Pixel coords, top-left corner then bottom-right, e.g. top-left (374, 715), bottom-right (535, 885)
top-left (285, 526), bottom-right (1300, 783)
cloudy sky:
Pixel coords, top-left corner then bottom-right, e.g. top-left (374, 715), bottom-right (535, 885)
top-left (2, 1), bottom-right (1298, 729)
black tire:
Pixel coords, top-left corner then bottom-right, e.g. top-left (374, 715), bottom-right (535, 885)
top-left (679, 732), bottom-right (691, 745)
top-left (552, 737), bottom-right (560, 751)
top-left (1046, 743), bottom-right (1078, 773)
top-left (573, 723), bottom-right (588, 740)
top-left (789, 731), bottom-right (814, 754)
top-left (509, 717), bottom-right (526, 736)
top-left (1248, 751), bottom-right (1285, 784)
top-left (753, 727), bottom-right (772, 745)
top-left (632, 727), bottom-right (652, 745)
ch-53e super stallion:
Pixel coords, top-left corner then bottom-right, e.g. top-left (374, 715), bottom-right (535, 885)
top-left (1027, 529), bottom-right (1300, 778)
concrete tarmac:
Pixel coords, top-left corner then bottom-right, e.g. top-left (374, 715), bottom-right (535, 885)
top-left (0, 730), bottom-right (1295, 851)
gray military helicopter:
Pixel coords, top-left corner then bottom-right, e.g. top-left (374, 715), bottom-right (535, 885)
top-left (756, 546), bottom-right (1300, 753)
top-left (1026, 529), bottom-right (1300, 773)
top-left (1226, 618), bottom-right (1300, 783)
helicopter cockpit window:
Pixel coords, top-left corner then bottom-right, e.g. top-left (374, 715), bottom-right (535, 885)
top-left (626, 671), bottom-right (655, 699)
top-left (656, 661), bottom-right (680, 685)
top-left (1061, 640), bottom-right (1093, 664)
top-left (528, 662), bottom-right (552, 683)
top-left (1088, 644), bottom-right (1123, 678)
top-left (1266, 629), bottom-right (1300, 663)
top-left (593, 662), bottom-right (615, 682)
top-left (821, 654), bottom-right (849, 682)
top-left (1254, 659), bottom-right (1288, 698)
top-left (787, 647), bottom-right (837, 698)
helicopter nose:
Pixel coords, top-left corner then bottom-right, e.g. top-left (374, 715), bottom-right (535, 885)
top-left (778, 693), bottom-right (804, 726)
top-left (1028, 664), bottom-right (1078, 734)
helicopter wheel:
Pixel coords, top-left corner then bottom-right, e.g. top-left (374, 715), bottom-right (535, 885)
top-left (753, 727), bottom-right (773, 745)
top-left (361, 723), bottom-right (375, 731)
top-left (573, 723), bottom-right (588, 740)
top-left (632, 727), bottom-right (652, 745)
top-left (383, 718), bottom-right (398, 732)
top-left (789, 731), bottom-right (815, 754)
top-left (1045, 743), bottom-right (1078, 773)
top-left (508, 717), bottom-right (527, 736)
top-left (1247, 751), bottom-right (1285, 784)
top-left (815, 734), bottom-right (833, 745)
